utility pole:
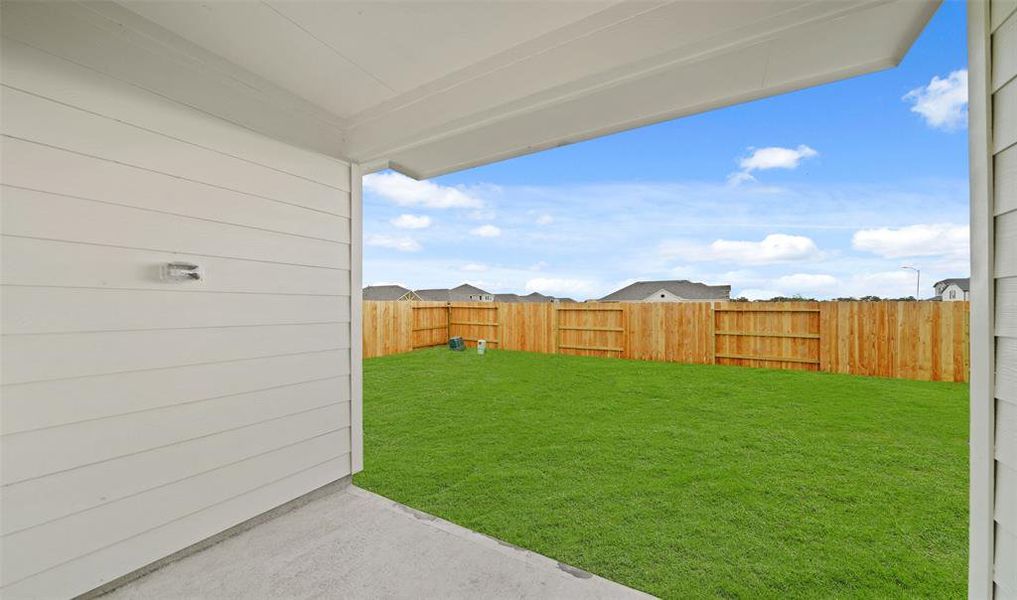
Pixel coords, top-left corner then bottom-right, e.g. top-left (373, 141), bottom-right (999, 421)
top-left (901, 265), bottom-right (920, 299)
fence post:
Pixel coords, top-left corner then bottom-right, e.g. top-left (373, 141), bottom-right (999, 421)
top-left (818, 302), bottom-right (832, 373)
top-left (710, 302), bottom-right (718, 365)
top-left (551, 304), bottom-right (559, 353)
top-left (621, 303), bottom-right (630, 358)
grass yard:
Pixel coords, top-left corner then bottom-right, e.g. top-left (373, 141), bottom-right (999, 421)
top-left (354, 348), bottom-right (968, 599)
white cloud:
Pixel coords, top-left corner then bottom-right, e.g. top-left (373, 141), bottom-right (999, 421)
top-left (903, 69), bottom-right (968, 131)
top-left (470, 224), bottom-right (501, 237)
top-left (461, 263), bottom-right (488, 272)
top-left (365, 234), bottom-right (421, 252)
top-left (774, 273), bottom-right (839, 290)
top-left (525, 278), bottom-right (595, 296)
top-left (710, 234), bottom-right (820, 263)
top-left (662, 234), bottom-right (821, 265)
top-left (390, 214), bottom-right (432, 229)
top-left (536, 214), bottom-right (554, 225)
top-left (728, 145), bottom-right (817, 185)
top-left (852, 223), bottom-right (968, 258)
top-left (726, 171), bottom-right (757, 186)
top-left (739, 145), bottom-right (818, 172)
top-left (363, 178), bottom-right (969, 301)
top-left (363, 171), bottom-right (482, 209)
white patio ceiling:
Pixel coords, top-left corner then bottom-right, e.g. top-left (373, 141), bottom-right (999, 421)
top-left (112, 0), bottom-right (939, 178)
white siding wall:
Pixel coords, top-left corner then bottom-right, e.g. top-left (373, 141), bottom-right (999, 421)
top-left (992, 1), bottom-right (1017, 597)
top-left (641, 289), bottom-right (685, 302)
top-left (0, 10), bottom-right (358, 598)
top-left (973, 1), bottom-right (1017, 597)
top-left (942, 283), bottom-right (968, 301)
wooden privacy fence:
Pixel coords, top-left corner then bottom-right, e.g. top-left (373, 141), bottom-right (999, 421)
top-left (362, 301), bottom-right (970, 382)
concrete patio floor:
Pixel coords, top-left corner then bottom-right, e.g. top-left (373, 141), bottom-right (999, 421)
top-left (100, 483), bottom-right (653, 599)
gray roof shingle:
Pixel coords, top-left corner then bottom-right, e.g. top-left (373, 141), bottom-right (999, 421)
top-left (414, 283), bottom-right (493, 302)
top-left (362, 285), bottom-right (415, 301)
top-left (599, 280), bottom-right (730, 302)
top-left (413, 288), bottom-right (451, 301)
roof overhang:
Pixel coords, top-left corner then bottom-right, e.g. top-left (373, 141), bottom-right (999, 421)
top-left (76, 0), bottom-right (939, 179)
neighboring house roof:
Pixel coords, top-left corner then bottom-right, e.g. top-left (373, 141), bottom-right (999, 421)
top-left (599, 280), bottom-right (731, 301)
top-left (494, 292), bottom-right (561, 302)
top-left (414, 284), bottom-right (493, 302)
top-left (413, 288), bottom-right (451, 301)
top-left (517, 292), bottom-right (551, 302)
top-left (934, 278), bottom-right (970, 292)
top-left (450, 284), bottom-right (491, 297)
top-left (363, 285), bottom-right (416, 301)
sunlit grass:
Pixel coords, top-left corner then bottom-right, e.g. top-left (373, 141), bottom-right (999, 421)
top-left (356, 348), bottom-right (967, 599)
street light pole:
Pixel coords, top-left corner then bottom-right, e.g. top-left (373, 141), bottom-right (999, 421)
top-left (901, 265), bottom-right (920, 299)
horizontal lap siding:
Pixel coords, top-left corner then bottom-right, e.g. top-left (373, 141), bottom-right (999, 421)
top-left (2, 457), bottom-right (350, 600)
top-left (3, 432), bottom-right (350, 587)
top-left (3, 137), bottom-right (348, 242)
top-left (993, 1), bottom-right (1017, 594)
top-left (2, 405), bottom-right (349, 535)
top-left (2, 186), bottom-right (347, 268)
top-left (1, 350), bottom-right (350, 435)
top-left (1, 88), bottom-right (345, 216)
top-left (0, 38), bottom-right (349, 190)
top-left (2, 287), bottom-right (350, 334)
top-left (1, 29), bottom-right (353, 599)
top-left (2, 236), bottom-right (350, 295)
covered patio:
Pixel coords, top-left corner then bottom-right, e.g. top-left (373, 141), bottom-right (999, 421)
top-left (1, 0), bottom-right (1012, 598)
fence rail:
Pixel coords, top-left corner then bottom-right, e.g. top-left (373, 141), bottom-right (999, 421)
top-left (362, 300), bottom-right (970, 382)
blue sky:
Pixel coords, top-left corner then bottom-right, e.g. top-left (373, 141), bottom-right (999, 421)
top-left (363, 1), bottom-right (968, 300)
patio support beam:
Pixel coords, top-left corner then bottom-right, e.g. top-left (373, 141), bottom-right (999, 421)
top-left (967, 1), bottom-right (995, 597)
top-left (350, 163), bottom-right (364, 474)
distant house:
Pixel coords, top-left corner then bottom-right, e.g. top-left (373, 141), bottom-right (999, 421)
top-left (599, 280), bottom-right (730, 302)
top-left (413, 283), bottom-right (494, 302)
top-left (495, 292), bottom-right (574, 303)
top-left (362, 285), bottom-right (419, 301)
top-left (451, 284), bottom-right (494, 302)
top-left (933, 278), bottom-right (970, 301)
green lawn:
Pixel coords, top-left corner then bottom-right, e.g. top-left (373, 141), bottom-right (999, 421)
top-left (354, 348), bottom-right (968, 599)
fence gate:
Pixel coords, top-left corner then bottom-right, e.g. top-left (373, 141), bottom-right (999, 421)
top-left (712, 302), bottom-right (821, 371)
top-left (554, 304), bottom-right (626, 357)
top-left (449, 302), bottom-right (499, 348)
